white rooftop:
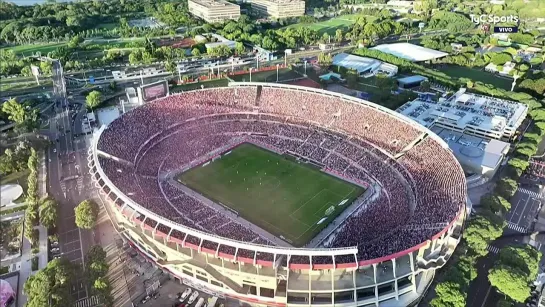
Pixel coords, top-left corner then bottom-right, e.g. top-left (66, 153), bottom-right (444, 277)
top-left (332, 53), bottom-right (382, 74)
top-left (397, 89), bottom-right (528, 132)
top-left (332, 53), bottom-right (397, 77)
top-left (432, 127), bottom-right (509, 172)
top-left (97, 106), bottom-right (121, 127)
top-left (371, 43), bottom-right (449, 62)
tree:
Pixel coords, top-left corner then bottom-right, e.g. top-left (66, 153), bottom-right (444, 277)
top-left (498, 245), bottom-right (541, 281)
top-left (164, 60), bottom-right (176, 74)
top-left (37, 61), bottom-right (52, 76)
top-left (109, 81), bottom-right (117, 91)
top-left (429, 282), bottom-right (466, 307)
top-left (85, 91), bottom-right (102, 109)
top-left (75, 200), bottom-right (98, 229)
top-left (128, 50), bottom-right (141, 65)
top-left (495, 177), bottom-right (518, 199)
top-left (488, 245), bottom-right (542, 303)
top-left (234, 42), bottom-right (245, 55)
top-left (191, 48), bottom-right (201, 57)
top-left (2, 98), bottom-right (26, 124)
top-left (490, 53), bottom-right (512, 65)
top-left (488, 265), bottom-right (530, 303)
top-left (24, 258), bottom-right (73, 307)
top-left (480, 194), bottom-right (511, 215)
top-left (334, 29), bottom-right (343, 43)
top-left (68, 35), bottom-right (84, 49)
top-left (93, 277), bottom-right (109, 291)
top-left (464, 215), bottom-right (504, 256)
top-left (420, 81), bottom-right (431, 92)
top-left (39, 198), bottom-right (58, 229)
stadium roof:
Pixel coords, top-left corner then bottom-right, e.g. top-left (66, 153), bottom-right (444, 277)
top-left (371, 43), bottom-right (449, 62)
top-left (332, 53), bottom-right (382, 74)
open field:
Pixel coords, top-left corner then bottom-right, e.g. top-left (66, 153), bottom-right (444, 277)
top-left (177, 143), bottom-right (364, 246)
top-left (436, 65), bottom-right (513, 90)
top-left (230, 68), bottom-right (301, 83)
top-left (284, 14), bottom-right (371, 35)
top-left (1, 42), bottom-right (67, 55)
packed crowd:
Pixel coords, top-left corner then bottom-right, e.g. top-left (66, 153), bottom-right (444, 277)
top-left (96, 86), bottom-right (465, 263)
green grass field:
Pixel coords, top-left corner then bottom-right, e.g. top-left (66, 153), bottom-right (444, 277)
top-left (437, 65), bottom-right (513, 90)
top-left (177, 143), bottom-right (364, 246)
top-left (230, 68), bottom-right (301, 83)
top-left (1, 42), bottom-right (68, 56)
top-left (284, 14), bottom-right (373, 35)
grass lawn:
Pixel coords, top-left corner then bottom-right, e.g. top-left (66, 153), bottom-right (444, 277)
top-left (1, 42), bottom-right (67, 56)
top-left (177, 143), bottom-right (364, 246)
top-left (230, 68), bottom-right (301, 83)
top-left (437, 65), bottom-right (513, 90)
top-left (285, 14), bottom-right (373, 35)
top-left (170, 79), bottom-right (229, 92)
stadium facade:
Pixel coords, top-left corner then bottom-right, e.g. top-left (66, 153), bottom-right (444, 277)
top-left (89, 83), bottom-right (467, 307)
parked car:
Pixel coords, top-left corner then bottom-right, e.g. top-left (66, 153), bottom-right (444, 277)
top-left (50, 248), bottom-right (60, 253)
top-left (187, 291), bottom-right (199, 305)
top-left (179, 288), bottom-right (192, 302)
top-left (140, 295), bottom-right (150, 304)
top-left (194, 297), bottom-right (205, 307)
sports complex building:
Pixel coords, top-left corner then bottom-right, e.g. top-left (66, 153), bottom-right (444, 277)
top-left (187, 0), bottom-right (241, 23)
top-left (88, 83), bottom-right (467, 306)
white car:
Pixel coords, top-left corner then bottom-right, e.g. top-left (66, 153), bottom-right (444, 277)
top-left (53, 148), bottom-right (56, 153)
top-left (179, 288), bottom-right (192, 302)
top-left (187, 291), bottom-right (199, 305)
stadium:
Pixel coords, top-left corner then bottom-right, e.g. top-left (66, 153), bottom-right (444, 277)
top-left (88, 82), bottom-right (467, 307)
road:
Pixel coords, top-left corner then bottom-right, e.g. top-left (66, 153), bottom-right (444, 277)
top-left (467, 181), bottom-right (543, 307)
top-left (45, 60), bottom-right (96, 301)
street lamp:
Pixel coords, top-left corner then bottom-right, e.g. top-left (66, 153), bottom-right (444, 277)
top-left (249, 68), bottom-right (253, 82)
top-left (304, 60), bottom-right (307, 76)
top-left (276, 64), bottom-right (280, 82)
top-left (284, 50), bottom-right (288, 66)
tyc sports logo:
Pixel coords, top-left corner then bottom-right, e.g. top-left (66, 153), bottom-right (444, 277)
top-left (470, 14), bottom-right (519, 33)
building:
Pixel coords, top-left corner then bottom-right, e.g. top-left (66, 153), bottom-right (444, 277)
top-left (485, 61), bottom-right (515, 76)
top-left (343, 1), bottom-right (414, 14)
top-left (371, 43), bottom-right (448, 62)
top-left (429, 127), bottom-right (510, 178)
top-left (188, 0), bottom-right (241, 23)
top-left (397, 75), bottom-right (428, 89)
top-left (332, 53), bottom-right (398, 78)
top-left (204, 34), bottom-right (237, 51)
top-left (397, 89), bottom-right (528, 141)
top-left (248, 0), bottom-right (305, 19)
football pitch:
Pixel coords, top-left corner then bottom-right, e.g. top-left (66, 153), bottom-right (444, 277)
top-left (176, 143), bottom-right (365, 247)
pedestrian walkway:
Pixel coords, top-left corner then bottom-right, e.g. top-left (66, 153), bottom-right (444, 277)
top-left (487, 245), bottom-right (500, 254)
top-left (519, 187), bottom-right (542, 199)
top-left (74, 296), bottom-right (101, 307)
top-left (507, 221), bottom-right (528, 233)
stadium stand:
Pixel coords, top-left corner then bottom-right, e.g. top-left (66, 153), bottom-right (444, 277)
top-left (90, 83), bottom-right (467, 306)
